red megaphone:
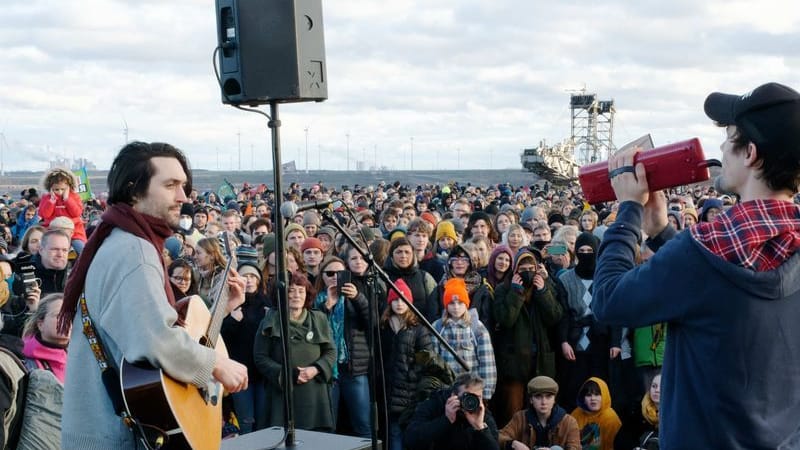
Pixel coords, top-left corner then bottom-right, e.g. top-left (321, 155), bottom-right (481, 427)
top-left (579, 138), bottom-right (719, 204)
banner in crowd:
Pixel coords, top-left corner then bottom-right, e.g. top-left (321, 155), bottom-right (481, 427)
top-left (74, 167), bottom-right (93, 201)
top-left (282, 161), bottom-right (296, 173)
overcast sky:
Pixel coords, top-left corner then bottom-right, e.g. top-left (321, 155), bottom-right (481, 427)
top-left (1, 0), bottom-right (798, 172)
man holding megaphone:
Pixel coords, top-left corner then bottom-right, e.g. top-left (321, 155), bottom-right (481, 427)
top-left (591, 82), bottom-right (800, 449)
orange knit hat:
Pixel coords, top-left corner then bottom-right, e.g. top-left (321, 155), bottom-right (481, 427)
top-left (442, 278), bottom-right (470, 309)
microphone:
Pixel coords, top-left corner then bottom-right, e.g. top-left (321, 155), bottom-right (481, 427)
top-left (279, 199), bottom-right (340, 218)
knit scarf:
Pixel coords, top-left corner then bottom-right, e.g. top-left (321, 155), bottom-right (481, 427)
top-left (58, 203), bottom-right (177, 333)
top-left (641, 394), bottom-right (659, 428)
top-left (23, 334), bottom-right (68, 384)
top-left (441, 271), bottom-right (483, 296)
top-left (315, 291), bottom-right (348, 380)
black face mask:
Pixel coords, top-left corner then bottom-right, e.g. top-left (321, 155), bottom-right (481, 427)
top-left (519, 271), bottom-right (535, 287)
top-left (532, 240), bottom-right (549, 251)
top-left (575, 252), bottom-right (596, 279)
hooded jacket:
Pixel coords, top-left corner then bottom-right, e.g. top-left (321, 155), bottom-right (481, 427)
top-left (492, 248), bottom-right (562, 380)
top-left (593, 200), bottom-right (800, 449)
top-left (570, 377), bottom-right (621, 450)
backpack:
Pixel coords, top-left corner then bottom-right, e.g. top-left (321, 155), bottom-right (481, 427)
top-left (0, 348), bottom-right (62, 450)
top-left (0, 346), bottom-right (28, 449)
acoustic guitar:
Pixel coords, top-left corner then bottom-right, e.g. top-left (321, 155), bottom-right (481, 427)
top-left (120, 233), bottom-right (238, 449)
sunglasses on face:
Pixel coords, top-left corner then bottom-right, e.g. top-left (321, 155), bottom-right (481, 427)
top-left (323, 270), bottom-right (341, 277)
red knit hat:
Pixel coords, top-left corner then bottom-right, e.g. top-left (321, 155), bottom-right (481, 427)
top-left (300, 237), bottom-right (324, 253)
top-left (442, 278), bottom-right (470, 309)
top-left (387, 278), bottom-right (413, 304)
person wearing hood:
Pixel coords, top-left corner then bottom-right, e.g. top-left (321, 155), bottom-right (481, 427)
top-left (485, 245), bottom-right (514, 289)
top-left (556, 232), bottom-right (621, 411)
top-left (384, 237), bottom-right (439, 322)
top-left (434, 244), bottom-right (494, 331)
top-left (492, 248), bottom-right (563, 427)
top-left (698, 197), bottom-right (723, 223)
top-left (569, 377), bottom-right (621, 450)
top-left (593, 82), bottom-right (800, 448)
top-left (499, 376), bottom-right (580, 450)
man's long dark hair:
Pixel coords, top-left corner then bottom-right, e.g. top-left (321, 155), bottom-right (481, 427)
top-left (107, 141), bottom-right (192, 205)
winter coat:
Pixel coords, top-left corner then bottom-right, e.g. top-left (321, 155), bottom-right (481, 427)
top-left (38, 191), bottom-right (87, 242)
top-left (11, 215), bottom-right (38, 245)
top-left (380, 323), bottom-right (433, 416)
top-left (493, 278), bottom-right (562, 381)
top-left (384, 257), bottom-right (438, 322)
top-left (632, 324), bottom-right (666, 368)
top-left (498, 406), bottom-right (580, 450)
top-left (313, 288), bottom-right (371, 377)
top-left (32, 257), bottom-right (68, 295)
top-left (253, 308), bottom-right (336, 431)
top-left (570, 377), bottom-right (621, 450)
top-left (221, 291), bottom-right (268, 380)
top-left (432, 309), bottom-right (496, 400)
top-left (404, 387), bottom-right (500, 450)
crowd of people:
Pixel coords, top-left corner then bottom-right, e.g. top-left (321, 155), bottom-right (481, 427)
top-left (1, 163), bottom-right (725, 449)
top-left (1, 81), bottom-right (799, 450)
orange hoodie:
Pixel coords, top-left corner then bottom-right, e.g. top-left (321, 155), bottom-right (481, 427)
top-left (569, 377), bottom-right (621, 450)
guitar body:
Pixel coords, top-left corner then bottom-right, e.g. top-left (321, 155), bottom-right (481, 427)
top-left (121, 296), bottom-right (229, 450)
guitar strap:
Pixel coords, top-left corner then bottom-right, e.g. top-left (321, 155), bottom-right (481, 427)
top-left (79, 293), bottom-right (165, 450)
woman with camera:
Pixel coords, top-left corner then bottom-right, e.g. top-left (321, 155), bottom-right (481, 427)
top-left (313, 255), bottom-right (371, 438)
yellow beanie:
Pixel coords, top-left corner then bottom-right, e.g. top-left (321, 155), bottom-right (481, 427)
top-left (435, 221), bottom-right (457, 242)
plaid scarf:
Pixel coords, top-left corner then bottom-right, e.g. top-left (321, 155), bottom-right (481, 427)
top-left (690, 199), bottom-right (800, 272)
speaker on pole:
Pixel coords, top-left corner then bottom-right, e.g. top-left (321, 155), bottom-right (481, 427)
top-left (215, 0), bottom-right (327, 105)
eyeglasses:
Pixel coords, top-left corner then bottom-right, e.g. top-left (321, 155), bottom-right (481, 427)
top-left (448, 256), bottom-right (470, 263)
top-left (517, 267), bottom-right (536, 273)
top-left (323, 270), bottom-right (341, 277)
top-left (171, 275), bottom-right (192, 283)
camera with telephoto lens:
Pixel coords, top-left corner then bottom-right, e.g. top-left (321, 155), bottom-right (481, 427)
top-left (458, 392), bottom-right (481, 413)
top-left (12, 254), bottom-right (39, 297)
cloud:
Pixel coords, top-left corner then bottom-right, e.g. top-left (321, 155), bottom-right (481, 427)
top-left (0, 0), bottom-right (798, 171)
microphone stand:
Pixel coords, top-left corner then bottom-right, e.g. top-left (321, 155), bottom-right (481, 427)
top-left (267, 100), bottom-right (296, 447)
top-left (319, 210), bottom-right (470, 447)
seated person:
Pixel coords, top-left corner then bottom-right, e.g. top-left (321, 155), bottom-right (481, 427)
top-left (570, 377), bottom-right (621, 450)
top-left (499, 376), bottom-right (580, 450)
top-left (404, 372), bottom-right (499, 450)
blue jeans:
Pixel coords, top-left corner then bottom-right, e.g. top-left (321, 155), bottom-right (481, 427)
top-left (231, 380), bottom-right (268, 433)
top-left (388, 420), bottom-right (404, 450)
top-left (330, 373), bottom-right (371, 438)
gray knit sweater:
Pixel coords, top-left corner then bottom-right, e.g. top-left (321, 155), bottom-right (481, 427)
top-left (61, 229), bottom-right (216, 449)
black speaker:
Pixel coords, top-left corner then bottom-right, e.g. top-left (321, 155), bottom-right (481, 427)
top-left (215, 0), bottom-right (328, 105)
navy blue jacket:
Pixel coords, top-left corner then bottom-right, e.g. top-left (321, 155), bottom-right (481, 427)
top-left (592, 201), bottom-right (800, 450)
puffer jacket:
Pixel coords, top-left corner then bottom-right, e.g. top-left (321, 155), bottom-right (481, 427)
top-left (380, 324), bottom-right (433, 415)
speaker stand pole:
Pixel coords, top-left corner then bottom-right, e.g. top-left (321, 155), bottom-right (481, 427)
top-left (268, 100), bottom-right (296, 447)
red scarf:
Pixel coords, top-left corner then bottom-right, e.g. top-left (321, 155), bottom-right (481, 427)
top-left (58, 203), bottom-right (176, 333)
top-left (690, 199), bottom-right (800, 272)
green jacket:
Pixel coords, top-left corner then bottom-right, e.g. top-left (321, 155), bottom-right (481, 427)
top-left (253, 309), bottom-right (336, 431)
top-left (633, 324), bottom-right (666, 368)
top-left (492, 279), bottom-right (563, 380)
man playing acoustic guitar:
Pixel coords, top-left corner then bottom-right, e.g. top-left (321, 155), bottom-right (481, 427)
top-left (58, 142), bottom-right (249, 449)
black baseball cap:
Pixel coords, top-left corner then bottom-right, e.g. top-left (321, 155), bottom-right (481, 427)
top-left (704, 82), bottom-right (800, 146)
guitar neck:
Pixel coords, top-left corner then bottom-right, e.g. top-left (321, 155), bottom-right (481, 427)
top-left (205, 234), bottom-right (237, 348)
